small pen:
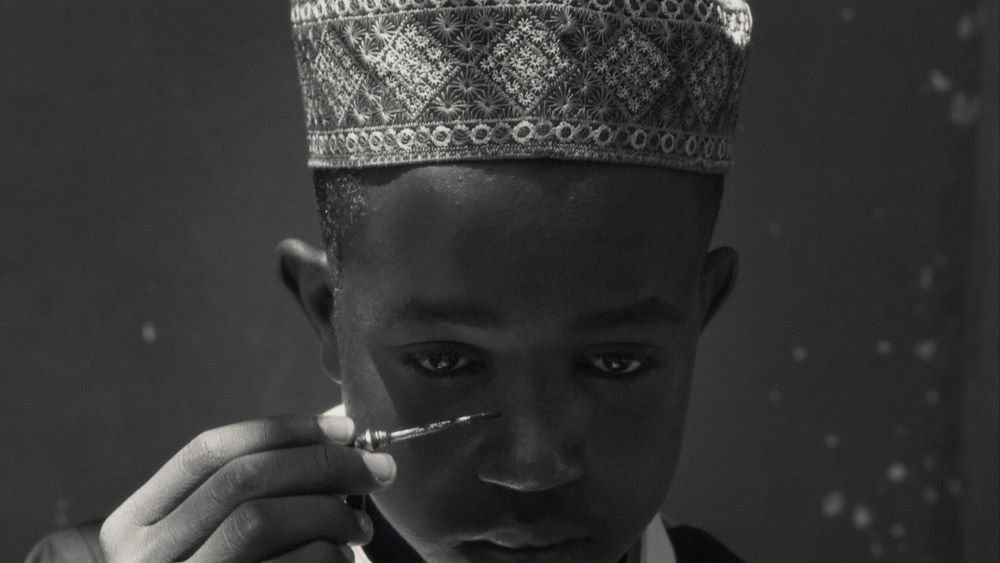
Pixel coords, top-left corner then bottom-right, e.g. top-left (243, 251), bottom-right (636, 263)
top-left (351, 411), bottom-right (503, 452)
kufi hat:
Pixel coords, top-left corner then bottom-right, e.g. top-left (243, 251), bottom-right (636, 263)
top-left (290, 0), bottom-right (751, 173)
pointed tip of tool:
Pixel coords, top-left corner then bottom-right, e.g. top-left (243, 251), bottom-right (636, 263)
top-left (462, 411), bottom-right (502, 423)
top-left (452, 411), bottom-right (503, 426)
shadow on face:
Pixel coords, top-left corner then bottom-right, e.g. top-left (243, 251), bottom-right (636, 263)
top-left (298, 160), bottom-right (730, 562)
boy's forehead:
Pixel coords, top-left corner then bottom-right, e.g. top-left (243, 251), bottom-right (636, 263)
top-left (348, 163), bottom-right (714, 262)
top-left (362, 161), bottom-right (715, 208)
top-left (337, 163), bottom-right (712, 328)
top-left (367, 160), bottom-right (707, 185)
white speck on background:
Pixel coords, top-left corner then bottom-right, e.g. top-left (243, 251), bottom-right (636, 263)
top-left (922, 454), bottom-right (937, 471)
top-left (767, 389), bottom-right (783, 403)
top-left (923, 486), bottom-right (940, 505)
top-left (919, 265), bottom-right (935, 291)
top-left (956, 13), bottom-right (977, 39)
top-left (822, 491), bottom-right (845, 518)
top-left (870, 542), bottom-right (884, 558)
top-left (949, 91), bottom-right (982, 126)
top-left (767, 221), bottom-right (782, 236)
top-left (925, 388), bottom-right (941, 406)
top-left (928, 69), bottom-right (953, 93)
top-left (886, 462), bottom-right (909, 483)
top-left (876, 339), bottom-right (893, 356)
top-left (824, 433), bottom-right (840, 449)
top-left (914, 339), bottom-right (938, 362)
top-left (891, 523), bottom-right (908, 539)
top-left (853, 504), bottom-right (873, 529)
top-left (142, 322), bottom-right (158, 344)
top-left (839, 7), bottom-right (855, 22)
top-left (792, 346), bottom-right (808, 362)
top-left (947, 478), bottom-right (963, 497)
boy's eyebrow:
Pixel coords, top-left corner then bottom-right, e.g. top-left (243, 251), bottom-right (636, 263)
top-left (393, 298), bottom-right (501, 328)
top-left (571, 297), bottom-right (685, 332)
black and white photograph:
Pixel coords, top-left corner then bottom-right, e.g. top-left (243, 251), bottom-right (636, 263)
top-left (2, 0), bottom-right (997, 561)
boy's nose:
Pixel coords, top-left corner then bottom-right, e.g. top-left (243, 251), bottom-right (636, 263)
top-left (476, 378), bottom-right (586, 492)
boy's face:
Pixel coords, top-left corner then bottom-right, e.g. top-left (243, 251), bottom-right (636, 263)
top-left (294, 162), bottom-right (732, 562)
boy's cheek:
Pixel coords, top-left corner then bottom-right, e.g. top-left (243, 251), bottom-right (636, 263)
top-left (368, 444), bottom-right (497, 560)
top-left (338, 351), bottom-right (404, 431)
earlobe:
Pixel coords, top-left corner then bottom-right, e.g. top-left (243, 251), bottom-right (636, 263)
top-left (275, 238), bottom-right (342, 380)
top-left (700, 246), bottom-right (739, 330)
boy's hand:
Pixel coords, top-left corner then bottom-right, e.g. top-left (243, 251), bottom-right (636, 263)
top-left (99, 415), bottom-right (396, 562)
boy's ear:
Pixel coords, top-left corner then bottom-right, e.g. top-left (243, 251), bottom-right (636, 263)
top-left (699, 246), bottom-right (739, 331)
top-left (275, 238), bottom-right (341, 380)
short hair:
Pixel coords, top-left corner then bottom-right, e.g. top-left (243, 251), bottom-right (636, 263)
top-left (313, 168), bottom-right (369, 282)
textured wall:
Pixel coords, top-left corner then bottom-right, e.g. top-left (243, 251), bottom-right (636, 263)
top-left (1, 0), bottom-right (994, 561)
top-left (665, 1), bottom-right (991, 561)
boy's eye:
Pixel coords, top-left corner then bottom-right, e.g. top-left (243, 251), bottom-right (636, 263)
top-left (584, 353), bottom-right (650, 376)
top-left (405, 351), bottom-right (476, 375)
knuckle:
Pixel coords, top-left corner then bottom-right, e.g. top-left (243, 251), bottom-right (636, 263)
top-left (98, 519), bottom-right (121, 558)
top-left (225, 502), bottom-right (268, 551)
top-left (181, 430), bottom-right (225, 477)
top-left (98, 511), bottom-right (138, 555)
top-left (211, 460), bottom-right (262, 504)
top-left (99, 515), bottom-right (154, 562)
top-left (99, 513), bottom-right (121, 541)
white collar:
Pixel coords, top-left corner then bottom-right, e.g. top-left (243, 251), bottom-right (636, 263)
top-left (640, 514), bottom-right (677, 563)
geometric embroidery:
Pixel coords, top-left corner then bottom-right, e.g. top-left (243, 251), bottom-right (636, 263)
top-left (296, 28), bottom-right (360, 128)
top-left (594, 25), bottom-right (673, 115)
top-left (685, 41), bottom-right (730, 127)
top-left (481, 16), bottom-right (573, 110)
top-left (290, 0), bottom-right (753, 173)
top-left (354, 20), bottom-right (460, 118)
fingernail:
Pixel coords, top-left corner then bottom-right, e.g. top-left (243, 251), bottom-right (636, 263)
top-left (339, 544), bottom-right (356, 560)
top-left (349, 510), bottom-right (373, 546)
top-left (362, 452), bottom-right (397, 484)
top-left (318, 416), bottom-right (355, 444)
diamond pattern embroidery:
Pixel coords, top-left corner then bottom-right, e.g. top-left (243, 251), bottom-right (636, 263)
top-left (685, 40), bottom-right (730, 126)
top-left (356, 19), bottom-right (460, 118)
top-left (593, 25), bottom-right (672, 115)
top-left (480, 15), bottom-right (573, 110)
top-left (297, 27), bottom-right (362, 127)
top-left (292, 0), bottom-right (752, 171)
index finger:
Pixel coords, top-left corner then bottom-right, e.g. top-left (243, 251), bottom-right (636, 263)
top-left (120, 415), bottom-right (355, 525)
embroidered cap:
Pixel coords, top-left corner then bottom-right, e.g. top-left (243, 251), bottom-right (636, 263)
top-left (290, 0), bottom-right (752, 173)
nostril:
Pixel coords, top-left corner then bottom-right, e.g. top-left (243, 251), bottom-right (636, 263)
top-left (478, 458), bottom-right (584, 493)
top-left (479, 403), bottom-right (587, 492)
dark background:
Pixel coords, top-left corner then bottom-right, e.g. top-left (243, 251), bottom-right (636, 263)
top-left (2, 0), bottom-right (997, 561)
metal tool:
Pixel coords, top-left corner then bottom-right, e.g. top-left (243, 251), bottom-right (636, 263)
top-left (352, 411), bottom-right (502, 452)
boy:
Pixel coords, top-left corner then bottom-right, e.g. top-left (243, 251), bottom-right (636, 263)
top-left (30, 0), bottom-right (752, 560)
